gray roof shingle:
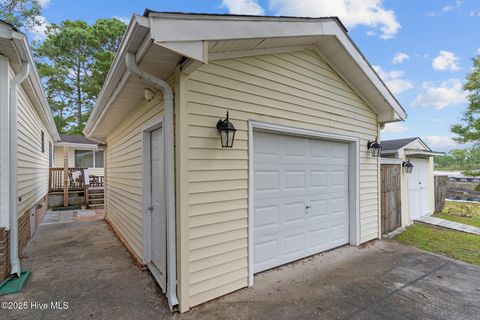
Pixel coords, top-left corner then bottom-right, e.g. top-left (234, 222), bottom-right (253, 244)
top-left (380, 137), bottom-right (419, 151)
top-left (59, 134), bottom-right (98, 145)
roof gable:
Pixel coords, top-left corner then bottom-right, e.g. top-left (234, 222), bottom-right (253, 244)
top-left (84, 12), bottom-right (407, 140)
top-left (381, 137), bottom-right (431, 152)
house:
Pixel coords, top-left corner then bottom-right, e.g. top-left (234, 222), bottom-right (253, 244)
top-left (84, 11), bottom-right (407, 312)
top-left (54, 134), bottom-right (105, 177)
top-left (381, 137), bottom-right (443, 226)
top-left (0, 21), bottom-right (60, 280)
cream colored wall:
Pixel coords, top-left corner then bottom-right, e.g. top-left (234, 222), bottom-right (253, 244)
top-left (428, 156), bottom-right (435, 213)
top-left (16, 71), bottom-right (54, 218)
top-left (104, 97), bottom-right (164, 261)
top-left (53, 146), bottom-right (104, 176)
top-left (182, 50), bottom-right (380, 308)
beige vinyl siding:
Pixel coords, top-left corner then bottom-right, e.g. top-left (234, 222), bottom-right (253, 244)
top-left (53, 146), bottom-right (104, 176)
top-left (104, 98), bottom-right (164, 260)
top-left (185, 49), bottom-right (379, 307)
top-left (16, 78), bottom-right (53, 218)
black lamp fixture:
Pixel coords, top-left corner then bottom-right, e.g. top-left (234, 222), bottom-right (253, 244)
top-left (367, 140), bottom-right (382, 158)
top-left (216, 111), bottom-right (236, 148)
top-left (403, 160), bottom-right (414, 174)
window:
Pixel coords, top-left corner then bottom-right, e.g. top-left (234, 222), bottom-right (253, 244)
top-left (41, 131), bottom-right (45, 153)
top-left (75, 150), bottom-right (93, 168)
top-left (95, 150), bottom-right (104, 168)
top-left (74, 150), bottom-right (104, 168)
top-left (49, 142), bottom-right (52, 167)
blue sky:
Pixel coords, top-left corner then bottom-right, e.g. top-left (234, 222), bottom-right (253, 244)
top-left (31, 0), bottom-right (480, 151)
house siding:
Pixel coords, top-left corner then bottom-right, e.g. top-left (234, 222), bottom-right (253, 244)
top-left (104, 98), bottom-right (164, 261)
top-left (53, 146), bottom-right (104, 176)
top-left (16, 72), bottom-right (54, 219)
top-left (184, 50), bottom-right (380, 307)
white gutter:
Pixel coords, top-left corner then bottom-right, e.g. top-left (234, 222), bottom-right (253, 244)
top-left (125, 52), bottom-right (178, 309)
top-left (9, 61), bottom-right (29, 277)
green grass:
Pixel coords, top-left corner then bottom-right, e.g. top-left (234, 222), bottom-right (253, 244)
top-left (433, 201), bottom-right (480, 228)
top-left (396, 224), bottom-right (480, 266)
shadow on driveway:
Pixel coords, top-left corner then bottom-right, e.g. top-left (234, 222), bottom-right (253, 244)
top-left (2, 218), bottom-right (480, 320)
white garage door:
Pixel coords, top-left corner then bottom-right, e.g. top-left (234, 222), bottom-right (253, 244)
top-left (253, 131), bottom-right (350, 273)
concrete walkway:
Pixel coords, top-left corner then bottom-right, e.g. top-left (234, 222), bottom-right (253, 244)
top-left (416, 216), bottom-right (480, 235)
top-left (2, 217), bottom-right (480, 319)
top-left (1, 219), bottom-right (170, 320)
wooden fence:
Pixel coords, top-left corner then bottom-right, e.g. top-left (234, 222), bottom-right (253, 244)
top-left (434, 175), bottom-right (448, 212)
top-left (380, 164), bottom-right (402, 234)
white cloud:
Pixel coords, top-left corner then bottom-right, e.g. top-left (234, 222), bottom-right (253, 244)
top-left (113, 15), bottom-right (130, 24)
top-left (392, 52), bottom-right (409, 64)
top-left (432, 50), bottom-right (461, 71)
top-left (30, 16), bottom-right (48, 40)
top-left (381, 122), bottom-right (409, 133)
top-left (222, 0), bottom-right (265, 15)
top-left (412, 79), bottom-right (467, 109)
top-left (268, 0), bottom-right (400, 39)
top-left (372, 65), bottom-right (414, 94)
top-left (442, 0), bottom-right (464, 12)
top-left (428, 0), bottom-right (463, 16)
top-left (37, 0), bottom-right (51, 7)
top-left (470, 10), bottom-right (480, 17)
top-left (423, 135), bottom-right (457, 148)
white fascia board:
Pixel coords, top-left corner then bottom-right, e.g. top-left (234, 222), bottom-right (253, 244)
top-left (54, 142), bottom-right (99, 150)
top-left (155, 40), bottom-right (207, 63)
top-left (84, 14), bottom-right (150, 138)
top-left (404, 149), bottom-right (445, 157)
top-left (149, 15), bottom-right (332, 42)
top-left (7, 28), bottom-right (60, 141)
top-left (148, 15), bottom-right (405, 122)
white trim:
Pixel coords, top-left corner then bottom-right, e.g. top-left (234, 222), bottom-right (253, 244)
top-left (380, 158), bottom-right (403, 165)
top-left (0, 55), bottom-right (9, 229)
top-left (54, 142), bottom-right (99, 150)
top-left (247, 120), bottom-right (361, 286)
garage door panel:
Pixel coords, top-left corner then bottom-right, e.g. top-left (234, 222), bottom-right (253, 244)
top-left (253, 131), bottom-right (350, 273)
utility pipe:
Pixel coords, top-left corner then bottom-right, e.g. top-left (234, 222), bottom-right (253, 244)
top-left (9, 62), bottom-right (29, 277)
top-left (125, 52), bottom-right (179, 309)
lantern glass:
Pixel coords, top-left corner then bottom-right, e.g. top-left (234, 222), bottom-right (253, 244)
top-left (367, 140), bottom-right (382, 158)
top-left (403, 161), bottom-right (414, 174)
top-left (217, 111), bottom-right (237, 148)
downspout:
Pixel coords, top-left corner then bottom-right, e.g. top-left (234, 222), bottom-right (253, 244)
top-left (9, 62), bottom-right (29, 276)
top-left (125, 52), bottom-right (179, 309)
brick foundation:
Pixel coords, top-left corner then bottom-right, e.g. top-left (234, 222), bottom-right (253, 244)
top-left (0, 228), bottom-right (9, 280)
top-left (0, 195), bottom-right (48, 280)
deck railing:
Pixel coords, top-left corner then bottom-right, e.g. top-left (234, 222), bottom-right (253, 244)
top-left (49, 167), bottom-right (86, 192)
top-left (89, 175), bottom-right (104, 188)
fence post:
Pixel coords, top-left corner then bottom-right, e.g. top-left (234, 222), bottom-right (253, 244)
top-left (434, 175), bottom-right (448, 212)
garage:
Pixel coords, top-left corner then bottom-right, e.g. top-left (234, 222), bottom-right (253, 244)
top-left (252, 130), bottom-right (350, 273)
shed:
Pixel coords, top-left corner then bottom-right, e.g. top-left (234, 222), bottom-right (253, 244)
top-left (381, 137), bottom-right (444, 225)
top-left (84, 11), bottom-right (407, 312)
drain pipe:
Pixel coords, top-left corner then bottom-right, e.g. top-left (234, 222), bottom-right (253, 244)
top-left (9, 62), bottom-right (30, 277)
top-left (125, 52), bottom-right (179, 309)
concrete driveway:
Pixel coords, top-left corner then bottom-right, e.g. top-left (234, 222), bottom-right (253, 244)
top-left (2, 217), bottom-right (479, 320)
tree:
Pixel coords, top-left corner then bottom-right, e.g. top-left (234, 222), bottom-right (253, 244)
top-left (34, 18), bottom-right (126, 134)
top-left (451, 54), bottom-right (480, 143)
top-left (0, 0), bottom-right (42, 31)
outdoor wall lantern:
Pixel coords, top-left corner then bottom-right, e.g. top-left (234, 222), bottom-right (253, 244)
top-left (403, 160), bottom-right (414, 174)
top-left (367, 140), bottom-right (382, 158)
top-left (217, 111), bottom-right (236, 148)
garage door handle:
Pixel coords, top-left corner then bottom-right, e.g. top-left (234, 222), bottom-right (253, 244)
top-left (147, 206), bottom-right (154, 211)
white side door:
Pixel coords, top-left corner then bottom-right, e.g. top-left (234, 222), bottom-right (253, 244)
top-left (408, 158), bottom-right (430, 220)
top-left (149, 128), bottom-right (166, 291)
